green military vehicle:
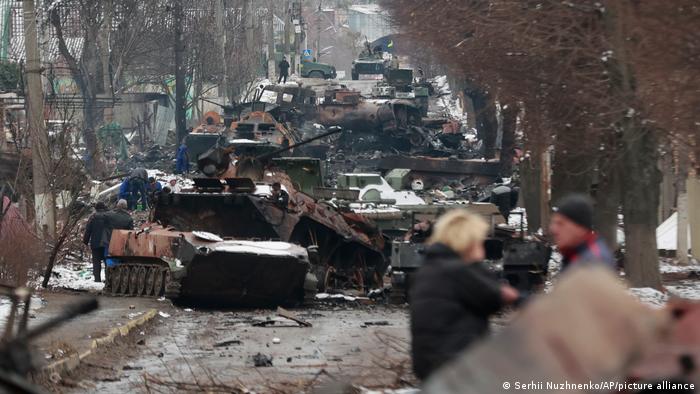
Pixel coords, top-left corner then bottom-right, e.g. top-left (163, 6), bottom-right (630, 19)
top-left (300, 60), bottom-right (337, 79)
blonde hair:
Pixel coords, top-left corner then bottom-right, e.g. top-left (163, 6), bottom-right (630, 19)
top-left (427, 209), bottom-right (489, 254)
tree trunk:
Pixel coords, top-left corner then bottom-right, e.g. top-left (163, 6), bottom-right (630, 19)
top-left (467, 88), bottom-right (498, 159)
top-left (521, 149), bottom-right (543, 233)
top-left (267, 0), bottom-right (276, 81)
top-left (499, 102), bottom-right (517, 176)
top-left (593, 159), bottom-right (620, 251)
top-left (606, 0), bottom-right (662, 288)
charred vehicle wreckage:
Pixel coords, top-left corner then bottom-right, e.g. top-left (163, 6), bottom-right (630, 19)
top-left (103, 66), bottom-right (549, 307)
top-left (105, 128), bottom-right (386, 307)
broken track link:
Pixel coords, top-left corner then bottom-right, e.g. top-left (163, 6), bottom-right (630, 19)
top-left (107, 264), bottom-right (171, 298)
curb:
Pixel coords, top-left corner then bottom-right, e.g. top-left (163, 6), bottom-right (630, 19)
top-left (42, 308), bottom-right (158, 379)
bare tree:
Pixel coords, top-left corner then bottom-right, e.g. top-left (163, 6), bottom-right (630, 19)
top-left (384, 0), bottom-right (691, 288)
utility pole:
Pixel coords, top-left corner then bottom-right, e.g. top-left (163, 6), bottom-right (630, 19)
top-left (22, 0), bottom-right (55, 238)
top-left (292, 0), bottom-right (302, 74)
top-left (267, 0), bottom-right (276, 81)
top-left (315, 2), bottom-right (321, 62)
top-left (283, 0), bottom-right (292, 70)
top-left (100, 0), bottom-right (113, 122)
top-left (173, 0), bottom-right (187, 144)
top-left (216, 0), bottom-right (227, 102)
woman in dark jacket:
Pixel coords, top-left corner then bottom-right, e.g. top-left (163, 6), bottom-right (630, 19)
top-left (410, 209), bottom-right (519, 380)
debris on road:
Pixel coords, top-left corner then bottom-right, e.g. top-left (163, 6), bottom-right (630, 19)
top-left (213, 338), bottom-right (242, 348)
top-left (277, 306), bottom-right (313, 327)
top-left (251, 353), bottom-right (273, 367)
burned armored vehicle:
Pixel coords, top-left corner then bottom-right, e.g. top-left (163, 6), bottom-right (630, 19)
top-left (316, 88), bottom-right (435, 152)
top-left (320, 172), bottom-right (550, 302)
top-left (106, 130), bottom-right (386, 305)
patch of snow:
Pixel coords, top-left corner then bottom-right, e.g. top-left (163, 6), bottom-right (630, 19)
top-left (629, 287), bottom-right (668, 308)
top-left (659, 259), bottom-right (700, 274)
top-left (38, 261), bottom-right (104, 292)
top-left (666, 280), bottom-right (700, 300)
top-left (158, 311), bottom-right (170, 318)
top-left (213, 240), bottom-right (307, 258)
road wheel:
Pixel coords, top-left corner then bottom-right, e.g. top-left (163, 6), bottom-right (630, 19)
top-left (309, 70), bottom-right (324, 79)
top-left (110, 267), bottom-right (122, 295)
top-left (119, 266), bottom-right (130, 294)
top-left (145, 267), bottom-right (156, 296)
top-left (153, 268), bottom-right (165, 297)
top-left (128, 267), bottom-right (140, 296)
top-left (136, 266), bottom-right (147, 295)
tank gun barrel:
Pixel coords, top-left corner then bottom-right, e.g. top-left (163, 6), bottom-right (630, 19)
top-left (255, 126), bottom-right (343, 161)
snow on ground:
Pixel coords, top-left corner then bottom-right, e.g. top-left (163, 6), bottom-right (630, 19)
top-left (629, 287), bottom-right (669, 308)
top-left (666, 280), bottom-right (700, 300)
top-left (659, 258), bottom-right (700, 274)
top-left (0, 296), bottom-right (44, 332)
top-left (36, 258), bottom-right (104, 292)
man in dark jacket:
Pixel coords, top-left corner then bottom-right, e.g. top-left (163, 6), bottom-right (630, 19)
top-left (410, 210), bottom-right (519, 380)
top-left (549, 194), bottom-right (615, 270)
top-left (83, 202), bottom-right (108, 282)
top-left (103, 199), bottom-right (134, 249)
top-left (278, 57), bottom-right (290, 84)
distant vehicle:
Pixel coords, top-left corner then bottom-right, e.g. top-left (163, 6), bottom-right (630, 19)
top-left (351, 44), bottom-right (387, 80)
top-left (351, 58), bottom-right (386, 80)
top-left (300, 60), bottom-right (337, 79)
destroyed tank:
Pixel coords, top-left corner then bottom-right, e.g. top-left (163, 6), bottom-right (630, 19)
top-left (106, 128), bottom-right (386, 305)
top-left (106, 227), bottom-right (311, 305)
top-left (173, 127), bottom-right (387, 292)
top-left (316, 88), bottom-right (430, 152)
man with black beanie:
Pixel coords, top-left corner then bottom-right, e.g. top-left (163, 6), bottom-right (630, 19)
top-left (549, 194), bottom-right (615, 270)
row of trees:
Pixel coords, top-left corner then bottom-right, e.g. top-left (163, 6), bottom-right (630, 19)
top-left (40, 0), bottom-right (273, 175)
top-left (384, 0), bottom-right (699, 288)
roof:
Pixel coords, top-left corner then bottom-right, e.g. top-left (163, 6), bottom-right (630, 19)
top-left (348, 4), bottom-right (385, 15)
top-left (9, 35), bottom-right (84, 63)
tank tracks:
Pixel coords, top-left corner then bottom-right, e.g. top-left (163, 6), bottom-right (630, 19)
top-left (105, 264), bottom-right (181, 299)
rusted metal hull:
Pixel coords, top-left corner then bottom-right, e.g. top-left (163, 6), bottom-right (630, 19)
top-left (107, 228), bottom-right (310, 306)
top-left (152, 191), bottom-right (387, 290)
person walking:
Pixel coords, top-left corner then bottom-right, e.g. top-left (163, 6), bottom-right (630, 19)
top-left (82, 202), bottom-right (108, 282)
top-left (278, 57), bottom-right (290, 84)
top-left (549, 193), bottom-right (615, 270)
top-left (102, 199), bottom-right (134, 289)
top-left (175, 140), bottom-right (189, 174)
top-left (410, 209), bottom-right (520, 380)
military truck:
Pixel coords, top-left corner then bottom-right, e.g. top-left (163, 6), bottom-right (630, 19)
top-left (300, 60), bottom-right (337, 79)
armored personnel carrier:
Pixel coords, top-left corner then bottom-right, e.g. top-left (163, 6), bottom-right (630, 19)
top-left (106, 129), bottom-right (386, 305)
top-left (106, 227), bottom-right (311, 305)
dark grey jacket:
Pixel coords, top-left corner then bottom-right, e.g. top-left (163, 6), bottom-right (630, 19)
top-left (102, 209), bottom-right (134, 246)
top-left (83, 211), bottom-right (108, 249)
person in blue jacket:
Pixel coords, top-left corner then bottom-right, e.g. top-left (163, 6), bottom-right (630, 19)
top-left (175, 141), bottom-right (189, 174)
top-left (118, 178), bottom-right (130, 201)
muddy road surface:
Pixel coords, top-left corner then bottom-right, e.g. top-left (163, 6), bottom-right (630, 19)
top-left (36, 292), bottom-right (413, 393)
